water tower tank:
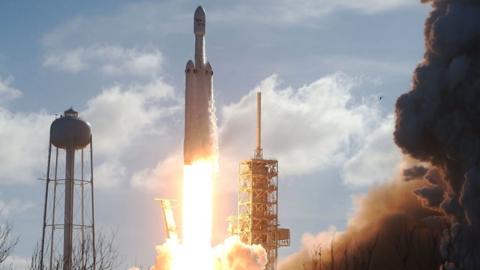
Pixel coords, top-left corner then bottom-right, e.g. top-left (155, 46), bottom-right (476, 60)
top-left (50, 108), bottom-right (91, 149)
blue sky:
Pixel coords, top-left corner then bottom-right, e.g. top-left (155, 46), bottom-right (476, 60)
top-left (0, 1), bottom-right (430, 268)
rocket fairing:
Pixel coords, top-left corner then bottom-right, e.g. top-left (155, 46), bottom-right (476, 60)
top-left (184, 6), bottom-right (216, 164)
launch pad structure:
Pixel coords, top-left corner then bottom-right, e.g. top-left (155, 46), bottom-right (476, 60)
top-left (235, 92), bottom-right (290, 270)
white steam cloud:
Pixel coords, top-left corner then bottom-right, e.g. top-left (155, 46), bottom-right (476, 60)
top-left (44, 45), bottom-right (163, 78)
top-left (148, 237), bottom-right (267, 270)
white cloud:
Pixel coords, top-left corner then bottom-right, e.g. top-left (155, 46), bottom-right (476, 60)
top-left (44, 45), bottom-right (163, 78)
top-left (0, 76), bottom-right (23, 101)
top-left (219, 73), bottom-right (381, 179)
top-left (0, 108), bottom-right (52, 185)
top-left (320, 55), bottom-right (414, 76)
top-left (82, 78), bottom-right (179, 188)
top-left (0, 199), bottom-right (35, 217)
top-left (209, 0), bottom-right (417, 23)
top-left (131, 151), bottom-right (182, 194)
top-left (134, 73), bottom-right (397, 193)
top-left (40, 0), bottom-right (418, 51)
top-left (2, 255), bottom-right (30, 269)
top-left (93, 161), bottom-right (127, 189)
top-left (0, 67), bottom-right (178, 189)
top-left (83, 79), bottom-right (176, 157)
top-left (301, 0), bottom-right (416, 14)
top-left (0, 76), bottom-right (54, 185)
top-left (41, 2), bottom-right (187, 49)
top-left (342, 114), bottom-right (402, 186)
top-left (0, 69), bottom-right (398, 191)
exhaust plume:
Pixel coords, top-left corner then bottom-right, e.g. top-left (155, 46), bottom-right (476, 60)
top-left (394, 0), bottom-right (480, 268)
top-left (148, 7), bottom-right (269, 270)
top-left (149, 237), bottom-right (267, 270)
top-left (150, 239), bottom-right (178, 270)
top-left (213, 236), bottom-right (267, 270)
top-left (279, 163), bottom-right (446, 270)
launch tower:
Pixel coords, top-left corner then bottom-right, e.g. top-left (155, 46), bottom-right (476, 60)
top-left (40, 108), bottom-right (96, 270)
top-left (236, 93), bottom-right (290, 270)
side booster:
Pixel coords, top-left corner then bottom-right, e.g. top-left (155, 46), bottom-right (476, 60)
top-left (184, 6), bottom-right (216, 164)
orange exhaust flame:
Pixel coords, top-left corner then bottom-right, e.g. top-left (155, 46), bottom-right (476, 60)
top-left (150, 158), bottom-right (216, 270)
top-left (178, 159), bottom-right (216, 270)
top-left (149, 157), bottom-right (267, 270)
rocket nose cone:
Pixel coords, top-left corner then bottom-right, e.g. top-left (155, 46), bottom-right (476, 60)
top-left (194, 6), bottom-right (205, 20)
top-left (194, 6), bottom-right (206, 35)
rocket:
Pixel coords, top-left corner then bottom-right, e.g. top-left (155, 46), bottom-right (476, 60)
top-left (184, 6), bottom-right (216, 164)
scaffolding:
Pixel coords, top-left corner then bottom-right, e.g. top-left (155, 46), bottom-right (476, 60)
top-left (234, 92), bottom-right (290, 270)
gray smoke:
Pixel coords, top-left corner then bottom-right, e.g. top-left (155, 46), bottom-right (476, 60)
top-left (394, 0), bottom-right (480, 268)
top-left (403, 165), bottom-right (429, 181)
top-left (414, 185), bottom-right (445, 209)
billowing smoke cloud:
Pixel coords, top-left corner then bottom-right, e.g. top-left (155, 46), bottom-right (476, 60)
top-left (149, 239), bottom-right (178, 270)
top-left (280, 162), bottom-right (447, 270)
top-left (403, 165), bottom-right (429, 181)
top-left (213, 236), bottom-right (267, 270)
top-left (281, 1), bottom-right (480, 269)
top-left (148, 237), bottom-right (266, 270)
top-left (394, 0), bottom-right (480, 268)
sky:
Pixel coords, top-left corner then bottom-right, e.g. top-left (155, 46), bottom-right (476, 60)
top-left (0, 0), bottom-right (431, 268)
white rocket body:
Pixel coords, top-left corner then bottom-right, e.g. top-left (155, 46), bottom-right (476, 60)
top-left (184, 6), bottom-right (216, 164)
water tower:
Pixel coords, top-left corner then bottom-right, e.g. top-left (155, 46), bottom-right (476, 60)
top-left (39, 108), bottom-right (96, 270)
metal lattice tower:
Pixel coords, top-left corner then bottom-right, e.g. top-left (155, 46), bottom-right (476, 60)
top-left (40, 108), bottom-right (96, 270)
top-left (236, 92), bottom-right (290, 270)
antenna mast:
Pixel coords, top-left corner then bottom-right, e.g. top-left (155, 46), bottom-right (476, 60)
top-left (255, 92), bottom-right (263, 159)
